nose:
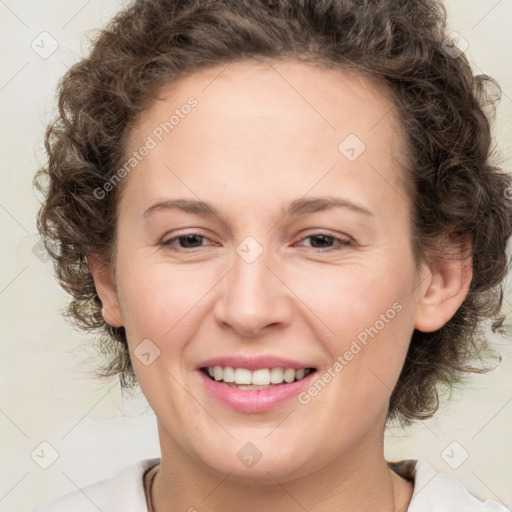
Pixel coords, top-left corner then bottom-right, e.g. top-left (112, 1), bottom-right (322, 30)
top-left (213, 243), bottom-right (293, 338)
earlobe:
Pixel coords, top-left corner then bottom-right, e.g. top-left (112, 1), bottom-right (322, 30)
top-left (413, 250), bottom-right (473, 333)
top-left (88, 254), bottom-right (123, 328)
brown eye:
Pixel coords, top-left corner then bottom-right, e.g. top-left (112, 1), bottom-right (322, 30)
top-left (295, 233), bottom-right (351, 251)
top-left (162, 233), bottom-right (209, 251)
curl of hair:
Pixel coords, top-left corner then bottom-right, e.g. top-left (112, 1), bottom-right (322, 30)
top-left (35, 0), bottom-right (512, 424)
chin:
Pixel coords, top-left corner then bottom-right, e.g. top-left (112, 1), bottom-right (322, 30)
top-left (194, 438), bottom-right (318, 483)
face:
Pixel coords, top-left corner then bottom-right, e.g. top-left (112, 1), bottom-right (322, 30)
top-left (97, 59), bottom-right (434, 481)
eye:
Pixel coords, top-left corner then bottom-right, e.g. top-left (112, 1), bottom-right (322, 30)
top-left (160, 231), bottom-right (351, 253)
top-left (161, 232), bottom-right (212, 251)
top-left (294, 232), bottom-right (351, 251)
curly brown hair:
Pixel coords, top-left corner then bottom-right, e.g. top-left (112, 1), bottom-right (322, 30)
top-left (35, 0), bottom-right (512, 425)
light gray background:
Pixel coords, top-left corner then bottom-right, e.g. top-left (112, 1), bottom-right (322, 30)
top-left (1, 1), bottom-right (511, 511)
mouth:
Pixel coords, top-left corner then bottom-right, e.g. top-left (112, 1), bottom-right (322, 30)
top-left (196, 356), bottom-right (319, 413)
top-left (200, 366), bottom-right (317, 390)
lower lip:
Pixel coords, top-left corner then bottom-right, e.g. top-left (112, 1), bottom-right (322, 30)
top-left (197, 370), bottom-right (316, 413)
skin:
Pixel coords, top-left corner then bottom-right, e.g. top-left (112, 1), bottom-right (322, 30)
top-left (90, 59), bottom-right (472, 511)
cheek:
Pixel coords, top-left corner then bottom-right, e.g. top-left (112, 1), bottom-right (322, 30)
top-left (114, 262), bottom-right (216, 407)
top-left (294, 257), bottom-right (411, 339)
top-left (300, 271), bottom-right (413, 435)
top-left (294, 255), bottom-right (414, 395)
top-left (115, 259), bottom-right (209, 346)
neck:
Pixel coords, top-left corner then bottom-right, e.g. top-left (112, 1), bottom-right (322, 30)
top-left (150, 421), bottom-right (413, 512)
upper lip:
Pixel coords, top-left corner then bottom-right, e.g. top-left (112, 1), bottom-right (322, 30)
top-left (197, 355), bottom-right (316, 371)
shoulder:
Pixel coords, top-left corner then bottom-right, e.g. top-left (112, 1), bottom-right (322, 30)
top-left (391, 458), bottom-right (510, 512)
top-left (31, 458), bottom-right (160, 512)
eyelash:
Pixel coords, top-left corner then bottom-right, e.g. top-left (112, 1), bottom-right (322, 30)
top-left (161, 232), bottom-right (352, 252)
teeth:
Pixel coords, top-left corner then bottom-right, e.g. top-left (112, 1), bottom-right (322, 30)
top-left (214, 366), bottom-right (223, 381)
top-left (223, 366), bottom-right (235, 382)
top-left (234, 368), bottom-right (252, 384)
top-left (252, 368), bottom-right (270, 385)
top-left (206, 366), bottom-right (312, 385)
top-left (270, 368), bottom-right (283, 383)
top-left (283, 368), bottom-right (295, 383)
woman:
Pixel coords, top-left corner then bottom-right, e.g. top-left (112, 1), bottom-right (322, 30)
top-left (34, 0), bottom-right (511, 510)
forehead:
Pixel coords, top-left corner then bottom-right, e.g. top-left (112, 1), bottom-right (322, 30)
top-left (132, 58), bottom-right (403, 144)
top-left (123, 59), bottom-right (409, 216)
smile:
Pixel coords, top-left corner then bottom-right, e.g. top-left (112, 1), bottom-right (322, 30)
top-left (198, 366), bottom-right (318, 413)
top-left (202, 366), bottom-right (315, 388)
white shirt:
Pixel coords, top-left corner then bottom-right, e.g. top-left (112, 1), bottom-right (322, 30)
top-left (32, 458), bottom-right (510, 511)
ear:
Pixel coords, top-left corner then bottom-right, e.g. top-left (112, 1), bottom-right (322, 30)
top-left (413, 240), bottom-right (473, 333)
top-left (88, 254), bottom-right (123, 328)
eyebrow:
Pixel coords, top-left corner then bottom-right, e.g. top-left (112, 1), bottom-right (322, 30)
top-left (143, 196), bottom-right (373, 218)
